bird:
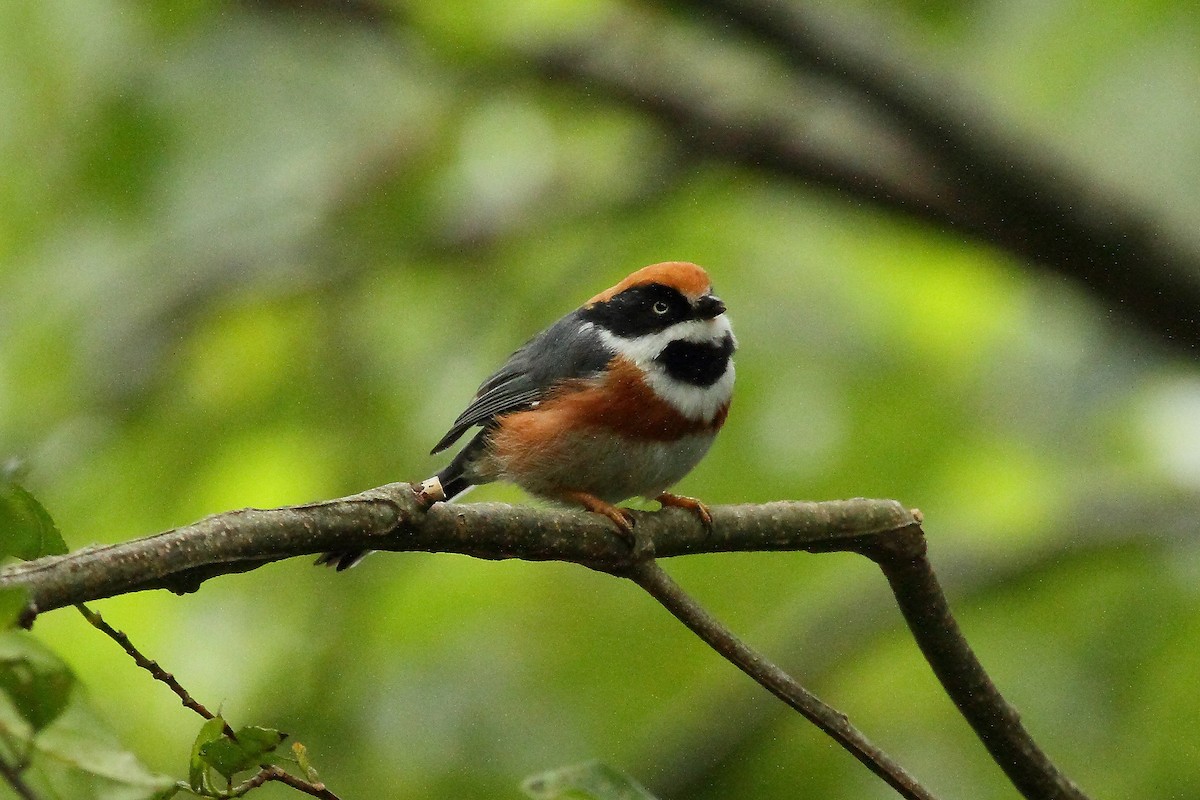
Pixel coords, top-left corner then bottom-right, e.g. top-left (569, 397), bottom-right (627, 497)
top-left (317, 261), bottom-right (736, 570)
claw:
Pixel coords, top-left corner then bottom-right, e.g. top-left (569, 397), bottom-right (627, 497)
top-left (593, 503), bottom-right (638, 536)
top-left (558, 490), bottom-right (654, 560)
top-left (656, 492), bottom-right (713, 528)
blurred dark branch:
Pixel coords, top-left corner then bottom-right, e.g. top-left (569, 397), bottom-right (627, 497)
top-left (0, 485), bottom-right (1089, 799)
top-left (244, 0), bottom-right (1200, 354)
top-left (536, 34), bottom-right (964, 232)
top-left (658, 0), bottom-right (994, 165)
top-left (540, 0), bottom-right (1200, 355)
top-left (241, 0), bottom-right (395, 27)
top-left (0, 755), bottom-right (38, 800)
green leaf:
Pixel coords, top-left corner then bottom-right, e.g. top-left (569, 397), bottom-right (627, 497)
top-left (188, 716), bottom-right (227, 793)
top-left (197, 725), bottom-right (286, 781)
top-left (0, 586), bottom-right (30, 629)
top-left (0, 630), bottom-right (74, 732)
top-left (522, 762), bottom-right (660, 800)
top-left (0, 482), bottom-right (68, 560)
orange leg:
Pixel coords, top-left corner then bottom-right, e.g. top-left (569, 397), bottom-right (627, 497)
top-left (656, 492), bottom-right (713, 527)
top-left (556, 490), bottom-right (652, 559)
top-left (558, 490), bottom-right (635, 533)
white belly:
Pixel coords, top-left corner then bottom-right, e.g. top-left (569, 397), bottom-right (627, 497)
top-left (495, 429), bottom-right (716, 504)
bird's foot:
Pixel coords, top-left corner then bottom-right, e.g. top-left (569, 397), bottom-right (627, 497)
top-left (560, 490), bottom-right (654, 561)
top-left (655, 492), bottom-right (713, 529)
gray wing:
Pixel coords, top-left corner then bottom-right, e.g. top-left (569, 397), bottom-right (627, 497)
top-left (430, 312), bottom-right (612, 454)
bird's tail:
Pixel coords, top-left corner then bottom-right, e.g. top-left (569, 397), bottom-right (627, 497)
top-left (315, 435), bottom-right (483, 571)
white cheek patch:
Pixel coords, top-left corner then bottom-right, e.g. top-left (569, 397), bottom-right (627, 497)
top-left (594, 316), bottom-right (736, 421)
top-left (594, 317), bottom-right (734, 364)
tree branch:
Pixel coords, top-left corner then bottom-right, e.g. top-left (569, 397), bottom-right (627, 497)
top-left (625, 560), bottom-right (935, 800)
top-left (0, 483), bottom-right (915, 617)
top-left (642, 494), bottom-right (1188, 798)
top-left (0, 484), bottom-right (1090, 798)
top-left (861, 528), bottom-right (1089, 800)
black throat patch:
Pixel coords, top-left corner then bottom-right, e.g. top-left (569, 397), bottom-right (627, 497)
top-left (655, 333), bottom-right (735, 387)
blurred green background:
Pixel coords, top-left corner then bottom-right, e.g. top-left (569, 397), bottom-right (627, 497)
top-left (3, 1), bottom-right (1200, 798)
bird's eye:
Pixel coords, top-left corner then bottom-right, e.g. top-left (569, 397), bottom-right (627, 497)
top-left (652, 301), bottom-right (670, 315)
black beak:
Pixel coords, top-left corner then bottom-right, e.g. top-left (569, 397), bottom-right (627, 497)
top-left (694, 294), bottom-right (726, 320)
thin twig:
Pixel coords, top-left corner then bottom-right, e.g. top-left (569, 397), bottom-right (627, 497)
top-left (226, 766), bottom-right (342, 800)
top-left (74, 603), bottom-right (239, 741)
top-left (624, 559), bottom-right (938, 800)
top-left (261, 766), bottom-right (341, 799)
top-left (76, 603), bottom-right (341, 798)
